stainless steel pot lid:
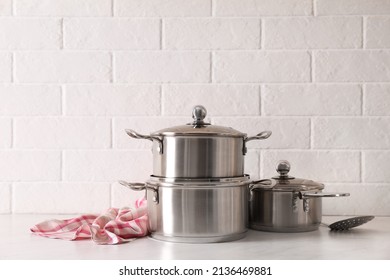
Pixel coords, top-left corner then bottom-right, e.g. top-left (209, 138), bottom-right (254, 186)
top-left (151, 105), bottom-right (246, 137)
top-left (254, 160), bottom-right (324, 192)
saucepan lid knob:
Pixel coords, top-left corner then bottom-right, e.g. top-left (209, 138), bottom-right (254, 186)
top-left (192, 105), bottom-right (207, 126)
top-left (276, 160), bottom-right (291, 178)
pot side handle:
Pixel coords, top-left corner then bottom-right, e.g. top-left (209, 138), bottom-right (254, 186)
top-left (119, 180), bottom-right (146, 191)
top-left (119, 180), bottom-right (159, 204)
top-left (300, 192), bottom-right (350, 199)
top-left (125, 129), bottom-right (163, 154)
top-left (245, 131), bottom-right (272, 143)
top-left (249, 179), bottom-right (275, 191)
top-left (248, 179), bottom-right (275, 201)
top-left (243, 131), bottom-right (272, 155)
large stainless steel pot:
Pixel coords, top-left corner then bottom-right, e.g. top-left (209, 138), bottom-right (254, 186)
top-left (126, 105), bottom-right (271, 178)
top-left (249, 160), bottom-right (350, 233)
top-left (120, 175), bottom-right (250, 243)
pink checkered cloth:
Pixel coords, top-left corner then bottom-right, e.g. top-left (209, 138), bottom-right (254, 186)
top-left (30, 198), bottom-right (148, 245)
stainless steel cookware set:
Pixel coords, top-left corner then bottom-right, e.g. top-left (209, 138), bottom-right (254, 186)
top-left (120, 105), bottom-right (351, 243)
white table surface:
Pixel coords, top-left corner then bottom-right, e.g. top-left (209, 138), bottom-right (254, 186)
top-left (1, 214), bottom-right (389, 260)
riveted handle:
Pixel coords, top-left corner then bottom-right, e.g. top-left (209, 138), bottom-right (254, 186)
top-left (298, 191), bottom-right (350, 213)
top-left (245, 131), bottom-right (272, 143)
top-left (243, 130), bottom-right (272, 154)
top-left (249, 179), bottom-right (274, 191)
top-left (249, 179), bottom-right (275, 201)
top-left (299, 192), bottom-right (350, 199)
top-left (125, 129), bottom-right (164, 154)
top-left (119, 180), bottom-right (159, 204)
top-left (119, 180), bottom-right (146, 191)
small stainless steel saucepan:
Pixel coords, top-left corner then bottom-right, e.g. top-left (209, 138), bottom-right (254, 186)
top-left (249, 160), bottom-right (350, 233)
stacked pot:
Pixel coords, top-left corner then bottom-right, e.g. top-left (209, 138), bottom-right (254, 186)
top-left (120, 105), bottom-right (271, 243)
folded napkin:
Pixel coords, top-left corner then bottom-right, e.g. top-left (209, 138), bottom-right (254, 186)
top-left (30, 197), bottom-right (148, 245)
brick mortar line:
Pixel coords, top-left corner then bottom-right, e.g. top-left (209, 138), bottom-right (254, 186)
top-left (110, 118), bottom-right (114, 149)
top-left (10, 118), bottom-right (14, 149)
top-left (8, 49), bottom-right (390, 52)
top-left (363, 16), bottom-right (367, 49)
top-left (9, 82), bottom-right (390, 86)
top-left (309, 118), bottom-right (313, 149)
top-left (259, 150), bottom-right (264, 178)
top-left (60, 150), bottom-right (64, 181)
top-left (10, 183), bottom-right (14, 214)
top-left (361, 84), bottom-right (365, 116)
top-left (360, 151), bottom-right (364, 183)
top-left (160, 18), bottom-right (163, 49)
top-left (60, 85), bottom-right (65, 116)
top-left (159, 84), bottom-right (164, 115)
top-left (11, 52), bottom-right (15, 83)
top-left (111, 52), bottom-right (115, 83)
top-left (1, 148), bottom-right (388, 152)
top-left (210, 51), bottom-right (214, 83)
top-left (260, 18), bottom-right (264, 49)
top-left (7, 116), bottom-right (388, 119)
top-left (311, 50), bottom-right (315, 83)
top-left (259, 85), bottom-right (262, 116)
top-left (3, 82), bottom-right (390, 86)
top-left (111, 0), bottom-right (115, 17)
top-left (109, 183), bottom-right (113, 208)
top-left (60, 18), bottom-right (64, 49)
top-left (3, 16), bottom-right (372, 19)
top-left (11, 0), bottom-right (15, 16)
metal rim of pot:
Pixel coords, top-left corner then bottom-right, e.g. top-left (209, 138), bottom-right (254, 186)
top-left (119, 175), bottom-right (251, 204)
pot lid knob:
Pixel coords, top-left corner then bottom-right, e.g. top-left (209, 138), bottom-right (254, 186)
top-left (276, 160), bottom-right (294, 179)
top-left (191, 105), bottom-right (210, 127)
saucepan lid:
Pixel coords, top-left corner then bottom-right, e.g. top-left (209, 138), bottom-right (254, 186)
top-left (253, 160), bottom-right (325, 192)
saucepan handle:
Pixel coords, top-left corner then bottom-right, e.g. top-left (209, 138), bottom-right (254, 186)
top-left (299, 192), bottom-right (350, 199)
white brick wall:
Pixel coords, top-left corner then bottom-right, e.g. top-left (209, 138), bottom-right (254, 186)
top-left (315, 0), bottom-right (390, 15)
top-left (263, 17), bottom-right (362, 49)
top-left (64, 85), bottom-right (161, 116)
top-left (0, 52), bottom-right (12, 82)
top-left (64, 18), bottom-right (160, 50)
top-left (14, 0), bottom-right (112, 16)
top-left (0, 119), bottom-right (11, 148)
top-left (164, 19), bottom-right (260, 50)
top-left (214, 0), bottom-right (312, 16)
top-left (1, 0), bottom-right (389, 216)
top-left (0, 18), bottom-right (61, 50)
top-left (0, 1), bottom-right (12, 15)
top-left (214, 51), bottom-right (311, 82)
top-left (115, 51), bottom-right (210, 82)
top-left (114, 0), bottom-right (211, 17)
top-left (15, 52), bottom-right (112, 83)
